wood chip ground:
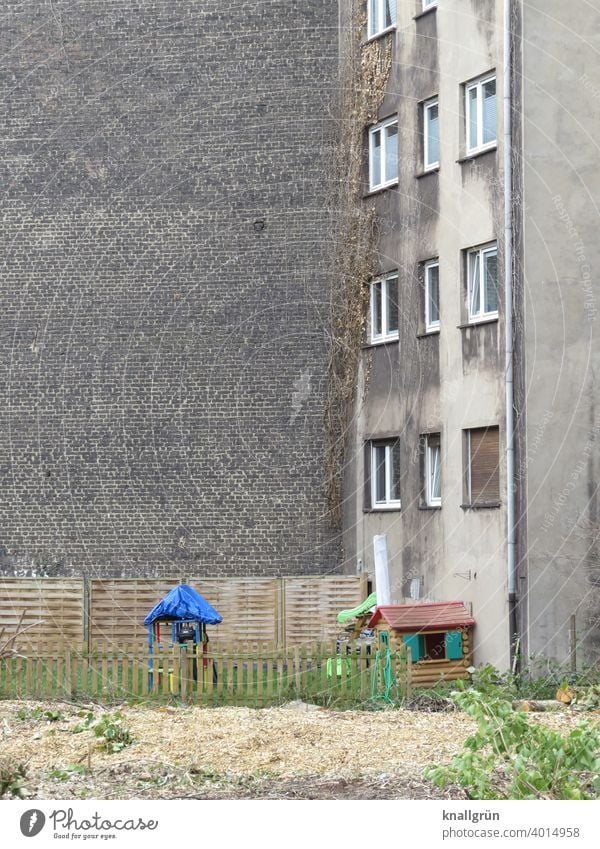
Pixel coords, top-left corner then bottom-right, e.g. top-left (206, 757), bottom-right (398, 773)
top-left (0, 700), bottom-right (596, 800)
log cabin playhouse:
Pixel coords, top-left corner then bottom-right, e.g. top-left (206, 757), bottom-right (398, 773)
top-left (368, 602), bottom-right (475, 687)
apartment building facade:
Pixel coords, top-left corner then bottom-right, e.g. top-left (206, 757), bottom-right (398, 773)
top-left (341, 0), bottom-right (600, 668)
top-left (0, 0), bottom-right (596, 666)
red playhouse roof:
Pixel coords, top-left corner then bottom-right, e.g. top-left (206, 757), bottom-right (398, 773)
top-left (368, 602), bottom-right (475, 633)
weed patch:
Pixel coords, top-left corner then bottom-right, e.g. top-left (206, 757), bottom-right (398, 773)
top-left (70, 710), bottom-right (133, 753)
top-left (17, 706), bottom-right (64, 723)
top-left (425, 669), bottom-right (600, 800)
top-left (0, 760), bottom-right (28, 799)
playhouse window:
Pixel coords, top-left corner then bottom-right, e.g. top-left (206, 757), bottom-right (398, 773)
top-left (424, 632), bottom-right (446, 660)
top-left (404, 630), bottom-right (463, 661)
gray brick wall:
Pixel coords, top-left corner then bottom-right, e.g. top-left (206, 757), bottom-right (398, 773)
top-left (0, 0), bottom-right (341, 577)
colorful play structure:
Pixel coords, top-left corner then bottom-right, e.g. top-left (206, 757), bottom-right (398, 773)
top-left (143, 583), bottom-right (474, 698)
top-left (335, 592), bottom-right (475, 695)
top-left (368, 601), bottom-right (475, 687)
top-left (144, 584), bottom-right (222, 688)
top-left (336, 591), bottom-right (377, 632)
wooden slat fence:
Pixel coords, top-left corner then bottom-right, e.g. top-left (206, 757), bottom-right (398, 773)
top-left (192, 578), bottom-right (281, 646)
top-left (89, 579), bottom-right (189, 648)
top-left (0, 639), bottom-right (400, 706)
top-left (0, 575), bottom-right (367, 650)
top-left (0, 579), bottom-right (84, 646)
top-left (283, 577), bottom-right (370, 645)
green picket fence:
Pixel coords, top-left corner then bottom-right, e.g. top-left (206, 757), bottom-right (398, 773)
top-left (0, 641), bottom-right (410, 706)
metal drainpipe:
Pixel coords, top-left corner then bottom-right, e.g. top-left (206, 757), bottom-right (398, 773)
top-left (504, 0), bottom-right (518, 661)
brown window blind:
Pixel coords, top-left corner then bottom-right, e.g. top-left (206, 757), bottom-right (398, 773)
top-left (468, 426), bottom-right (500, 504)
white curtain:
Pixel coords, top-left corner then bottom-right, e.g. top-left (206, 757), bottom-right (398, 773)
top-left (385, 0), bottom-right (397, 29)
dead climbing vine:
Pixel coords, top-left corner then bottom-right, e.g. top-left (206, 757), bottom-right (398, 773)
top-left (325, 3), bottom-right (392, 525)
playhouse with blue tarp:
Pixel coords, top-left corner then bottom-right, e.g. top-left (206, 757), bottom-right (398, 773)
top-left (144, 584), bottom-right (223, 689)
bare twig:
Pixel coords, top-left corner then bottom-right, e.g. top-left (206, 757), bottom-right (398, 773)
top-left (0, 611), bottom-right (44, 659)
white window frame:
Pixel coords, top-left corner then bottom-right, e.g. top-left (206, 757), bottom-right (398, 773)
top-left (467, 243), bottom-right (498, 323)
top-left (422, 1), bottom-right (437, 12)
top-left (425, 434), bottom-right (442, 506)
top-left (368, 0), bottom-right (397, 39)
top-left (424, 261), bottom-right (440, 332)
top-left (371, 440), bottom-right (401, 510)
top-left (369, 117), bottom-right (398, 191)
top-left (465, 74), bottom-right (497, 154)
top-left (465, 430), bottom-right (473, 504)
top-left (370, 273), bottom-right (399, 344)
top-left (423, 98), bottom-right (439, 171)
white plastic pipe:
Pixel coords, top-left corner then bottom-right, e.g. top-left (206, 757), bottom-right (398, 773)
top-left (373, 534), bottom-right (391, 606)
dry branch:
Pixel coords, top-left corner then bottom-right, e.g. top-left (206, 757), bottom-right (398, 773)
top-left (0, 611), bottom-right (44, 659)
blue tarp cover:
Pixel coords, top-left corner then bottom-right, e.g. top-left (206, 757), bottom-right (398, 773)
top-left (143, 584), bottom-right (223, 626)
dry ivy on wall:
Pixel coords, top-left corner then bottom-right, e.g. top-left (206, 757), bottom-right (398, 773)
top-left (325, 3), bottom-right (392, 525)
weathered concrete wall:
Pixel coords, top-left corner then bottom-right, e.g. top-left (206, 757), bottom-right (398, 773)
top-left (342, 0), bottom-right (509, 668)
top-left (0, 1), bottom-right (340, 576)
top-left (521, 0), bottom-right (600, 665)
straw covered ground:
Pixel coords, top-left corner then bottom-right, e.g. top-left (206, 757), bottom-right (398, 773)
top-left (0, 700), bottom-right (593, 799)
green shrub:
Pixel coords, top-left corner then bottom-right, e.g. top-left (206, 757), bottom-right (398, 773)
top-left (91, 711), bottom-right (132, 753)
top-left (17, 706), bottom-right (64, 722)
top-left (49, 764), bottom-right (87, 781)
top-left (70, 711), bottom-right (95, 733)
top-left (70, 710), bottom-right (132, 753)
top-left (0, 761), bottom-right (28, 798)
top-left (425, 676), bottom-right (600, 800)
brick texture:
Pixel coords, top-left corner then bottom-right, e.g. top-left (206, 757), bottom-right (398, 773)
top-left (0, 1), bottom-right (341, 577)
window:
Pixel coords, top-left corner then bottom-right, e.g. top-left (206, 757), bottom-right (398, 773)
top-left (404, 631), bottom-right (463, 662)
top-left (424, 632), bottom-right (446, 660)
top-left (370, 274), bottom-right (399, 343)
top-left (464, 426), bottom-right (500, 506)
top-left (366, 439), bottom-right (401, 509)
top-left (368, 0), bottom-right (396, 38)
top-left (423, 99), bottom-right (439, 170)
top-left (466, 74), bottom-right (497, 153)
top-left (424, 260), bottom-right (440, 331)
top-left (422, 0), bottom-right (437, 9)
top-left (369, 117), bottom-right (398, 191)
top-left (424, 433), bottom-right (441, 506)
top-left (467, 243), bottom-right (498, 322)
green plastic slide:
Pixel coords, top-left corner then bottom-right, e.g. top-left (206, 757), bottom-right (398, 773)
top-left (336, 592), bottom-right (377, 624)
